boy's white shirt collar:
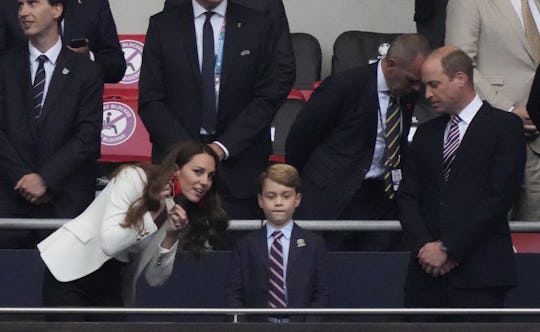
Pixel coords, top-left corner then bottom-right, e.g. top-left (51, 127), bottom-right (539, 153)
top-left (265, 220), bottom-right (293, 240)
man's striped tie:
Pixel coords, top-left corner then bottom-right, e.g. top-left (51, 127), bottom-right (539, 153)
top-left (442, 115), bottom-right (462, 182)
top-left (268, 231), bottom-right (287, 308)
top-left (31, 55), bottom-right (47, 120)
top-left (383, 95), bottom-right (401, 199)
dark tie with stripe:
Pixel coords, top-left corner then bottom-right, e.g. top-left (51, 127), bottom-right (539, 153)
top-left (443, 115), bottom-right (462, 182)
top-left (201, 11), bottom-right (217, 134)
top-left (383, 95), bottom-right (401, 199)
top-left (268, 231), bottom-right (287, 308)
top-left (31, 54), bottom-right (47, 120)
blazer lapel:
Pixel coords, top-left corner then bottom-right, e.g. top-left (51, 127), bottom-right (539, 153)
top-left (255, 227), bottom-right (270, 273)
top-left (178, 5), bottom-right (202, 96)
top-left (365, 63), bottom-right (380, 143)
top-left (14, 49), bottom-right (35, 139)
top-left (36, 48), bottom-right (71, 127)
top-left (435, 115), bottom-right (449, 185)
top-left (286, 224), bottom-right (303, 280)
top-left (493, 0), bottom-right (538, 64)
top-left (448, 104), bottom-right (488, 182)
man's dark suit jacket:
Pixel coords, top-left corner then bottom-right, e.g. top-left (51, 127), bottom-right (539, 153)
top-left (225, 223), bottom-right (328, 320)
top-left (164, 0), bottom-right (295, 101)
top-left (139, 2), bottom-right (283, 199)
top-left (397, 103), bottom-right (525, 290)
top-left (286, 63), bottom-right (415, 219)
top-left (0, 46), bottom-right (103, 218)
top-left (0, 0), bottom-right (126, 83)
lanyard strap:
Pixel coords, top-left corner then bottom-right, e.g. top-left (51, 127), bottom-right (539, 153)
top-left (214, 19), bottom-right (226, 99)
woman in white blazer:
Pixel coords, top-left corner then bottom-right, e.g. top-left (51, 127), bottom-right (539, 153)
top-left (38, 142), bottom-right (228, 318)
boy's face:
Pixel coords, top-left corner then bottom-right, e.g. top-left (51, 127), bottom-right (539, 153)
top-left (258, 178), bottom-right (301, 228)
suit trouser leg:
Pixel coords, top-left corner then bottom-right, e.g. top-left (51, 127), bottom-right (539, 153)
top-left (42, 259), bottom-right (125, 321)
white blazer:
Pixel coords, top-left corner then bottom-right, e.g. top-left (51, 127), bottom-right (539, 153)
top-left (38, 166), bottom-right (178, 305)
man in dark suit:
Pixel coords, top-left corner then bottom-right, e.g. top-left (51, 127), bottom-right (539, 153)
top-left (397, 47), bottom-right (525, 314)
top-left (139, 0), bottom-right (285, 219)
top-left (0, 0), bottom-right (103, 248)
top-left (226, 164), bottom-right (328, 322)
top-left (0, 0), bottom-right (126, 83)
top-left (163, 0), bottom-right (295, 102)
top-left (286, 34), bottom-right (430, 251)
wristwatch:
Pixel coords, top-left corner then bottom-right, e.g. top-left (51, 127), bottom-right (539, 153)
top-left (437, 240), bottom-right (448, 253)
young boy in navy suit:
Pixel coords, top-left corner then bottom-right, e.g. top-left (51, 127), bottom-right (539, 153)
top-left (225, 164), bottom-right (328, 322)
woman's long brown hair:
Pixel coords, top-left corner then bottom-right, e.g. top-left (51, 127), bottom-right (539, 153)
top-left (118, 141), bottom-right (228, 256)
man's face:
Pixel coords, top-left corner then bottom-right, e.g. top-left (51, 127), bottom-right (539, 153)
top-left (387, 55), bottom-right (425, 97)
top-left (195, 0), bottom-right (223, 10)
top-left (422, 57), bottom-right (462, 114)
top-left (18, 0), bottom-right (62, 38)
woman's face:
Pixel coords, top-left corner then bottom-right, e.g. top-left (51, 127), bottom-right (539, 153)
top-left (174, 153), bottom-right (216, 203)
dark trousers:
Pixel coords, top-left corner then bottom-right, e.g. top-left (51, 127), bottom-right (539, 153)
top-left (42, 259), bottom-right (125, 321)
top-left (405, 276), bottom-right (507, 322)
top-left (0, 203), bottom-right (56, 249)
top-left (325, 179), bottom-right (403, 251)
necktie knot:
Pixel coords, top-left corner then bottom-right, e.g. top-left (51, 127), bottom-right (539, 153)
top-left (204, 11), bottom-right (214, 20)
top-left (37, 54), bottom-right (47, 65)
top-left (272, 230), bottom-right (283, 241)
top-left (450, 114), bottom-right (462, 126)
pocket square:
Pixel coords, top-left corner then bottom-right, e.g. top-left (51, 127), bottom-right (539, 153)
top-left (240, 50), bottom-right (251, 56)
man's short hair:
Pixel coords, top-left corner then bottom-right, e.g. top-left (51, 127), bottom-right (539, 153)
top-left (387, 33), bottom-right (431, 68)
top-left (259, 164), bottom-right (301, 193)
top-left (441, 49), bottom-right (474, 83)
top-left (48, 0), bottom-right (63, 5)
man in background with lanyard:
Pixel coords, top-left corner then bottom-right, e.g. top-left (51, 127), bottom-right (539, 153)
top-left (139, 0), bottom-right (284, 226)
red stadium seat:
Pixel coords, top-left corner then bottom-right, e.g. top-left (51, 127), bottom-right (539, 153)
top-left (512, 233), bottom-right (540, 253)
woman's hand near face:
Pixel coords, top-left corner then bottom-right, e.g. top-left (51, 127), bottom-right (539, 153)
top-left (151, 181), bottom-right (174, 225)
top-left (161, 204), bottom-right (189, 249)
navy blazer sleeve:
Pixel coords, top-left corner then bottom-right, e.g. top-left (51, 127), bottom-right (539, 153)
top-left (396, 126), bottom-right (437, 253)
top-left (138, 13), bottom-right (194, 150)
top-left (285, 72), bottom-right (351, 172)
top-left (89, 0), bottom-right (126, 83)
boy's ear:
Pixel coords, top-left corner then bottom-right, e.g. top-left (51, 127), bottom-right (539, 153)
top-left (294, 193), bottom-right (302, 208)
top-left (257, 193), bottom-right (264, 208)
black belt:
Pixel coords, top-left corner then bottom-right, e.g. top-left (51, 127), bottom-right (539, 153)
top-left (200, 134), bottom-right (217, 143)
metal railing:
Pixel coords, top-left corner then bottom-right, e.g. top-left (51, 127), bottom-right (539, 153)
top-left (0, 218), bottom-right (539, 232)
top-left (2, 307), bottom-right (540, 321)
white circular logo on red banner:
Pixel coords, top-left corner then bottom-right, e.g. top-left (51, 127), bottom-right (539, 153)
top-left (120, 39), bottom-right (144, 84)
top-left (101, 102), bottom-right (136, 146)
